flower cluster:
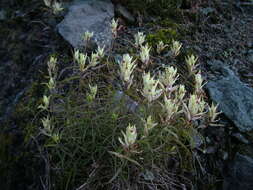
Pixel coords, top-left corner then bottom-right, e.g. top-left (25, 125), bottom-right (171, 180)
top-left (176, 85), bottom-right (186, 102)
top-left (183, 94), bottom-right (206, 122)
top-left (159, 66), bottom-right (178, 93)
top-left (74, 45), bottom-right (106, 72)
top-left (119, 54), bottom-right (136, 89)
top-left (143, 116), bottom-right (157, 136)
top-left (156, 41), bottom-right (168, 54)
top-left (170, 40), bottom-right (182, 57)
top-left (38, 95), bottom-right (50, 110)
top-left (46, 56), bottom-right (58, 92)
top-left (40, 56), bottom-right (61, 143)
top-left (111, 18), bottom-right (119, 38)
top-left (140, 44), bottom-right (151, 65)
top-left (44, 0), bottom-right (64, 14)
top-left (52, 2), bottom-right (64, 14)
top-left (119, 124), bottom-right (137, 149)
top-left (41, 115), bottom-right (60, 143)
top-left (83, 31), bottom-right (94, 44)
top-left (186, 54), bottom-right (198, 74)
top-left (40, 24), bottom-right (223, 173)
top-left (163, 96), bottom-right (180, 122)
top-left (142, 72), bottom-right (163, 102)
top-left (87, 84), bottom-right (98, 102)
top-left (74, 50), bottom-right (88, 72)
top-left (134, 32), bottom-right (146, 48)
top-left (96, 45), bottom-right (105, 59)
top-left (89, 52), bottom-right (99, 67)
top-left (194, 72), bottom-right (205, 95)
top-left (208, 103), bottom-right (221, 124)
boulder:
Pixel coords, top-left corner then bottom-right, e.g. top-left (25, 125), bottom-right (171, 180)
top-left (206, 60), bottom-right (253, 132)
top-left (57, 0), bottom-right (114, 49)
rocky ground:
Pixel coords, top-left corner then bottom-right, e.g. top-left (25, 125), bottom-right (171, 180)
top-left (189, 1), bottom-right (253, 189)
top-left (0, 0), bottom-right (253, 189)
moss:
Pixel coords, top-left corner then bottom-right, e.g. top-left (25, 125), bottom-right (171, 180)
top-left (0, 133), bottom-right (13, 163)
top-left (0, 130), bottom-right (42, 189)
top-left (0, 133), bottom-right (14, 189)
top-left (14, 82), bottom-right (43, 115)
top-left (12, 81), bottom-right (45, 142)
top-left (147, 28), bottom-right (181, 47)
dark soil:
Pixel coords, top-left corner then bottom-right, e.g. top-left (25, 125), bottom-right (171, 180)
top-left (0, 0), bottom-right (71, 122)
top-left (0, 1), bottom-right (71, 189)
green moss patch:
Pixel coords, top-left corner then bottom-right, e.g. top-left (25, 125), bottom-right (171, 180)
top-left (147, 28), bottom-right (181, 47)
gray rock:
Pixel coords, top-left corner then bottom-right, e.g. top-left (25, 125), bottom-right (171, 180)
top-left (113, 91), bottom-right (139, 114)
top-left (223, 153), bottom-right (253, 190)
top-left (248, 54), bottom-right (253, 64)
top-left (0, 9), bottom-right (7, 21)
top-left (206, 60), bottom-right (253, 132)
top-left (115, 4), bottom-right (135, 23)
top-left (204, 146), bottom-right (217, 154)
top-left (232, 133), bottom-right (250, 144)
top-left (247, 49), bottom-right (253, 64)
top-left (189, 128), bottom-right (204, 149)
top-left (57, 0), bottom-right (114, 49)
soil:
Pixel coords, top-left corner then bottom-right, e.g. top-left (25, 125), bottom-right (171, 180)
top-left (0, 1), bottom-right (71, 122)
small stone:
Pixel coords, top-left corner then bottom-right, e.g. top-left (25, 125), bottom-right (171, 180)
top-left (204, 146), bottom-right (217, 154)
top-left (222, 151), bottom-right (228, 160)
top-left (114, 54), bottom-right (122, 64)
top-left (191, 132), bottom-right (203, 149)
top-left (142, 170), bottom-right (155, 181)
top-left (0, 9), bottom-right (7, 21)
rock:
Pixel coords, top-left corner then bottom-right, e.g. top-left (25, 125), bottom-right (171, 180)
top-left (200, 7), bottom-right (215, 16)
top-left (222, 151), bottom-right (229, 160)
top-left (189, 129), bottom-right (204, 148)
top-left (232, 133), bottom-right (250, 144)
top-left (223, 153), bottom-right (253, 190)
top-left (114, 54), bottom-right (122, 64)
top-left (115, 4), bottom-right (135, 23)
top-left (57, 0), bottom-right (114, 49)
top-left (206, 60), bottom-right (253, 132)
top-left (247, 49), bottom-right (253, 64)
top-left (204, 146), bottom-right (217, 154)
top-left (0, 9), bottom-right (7, 20)
top-left (247, 54), bottom-right (253, 63)
top-left (113, 90), bottom-right (139, 114)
